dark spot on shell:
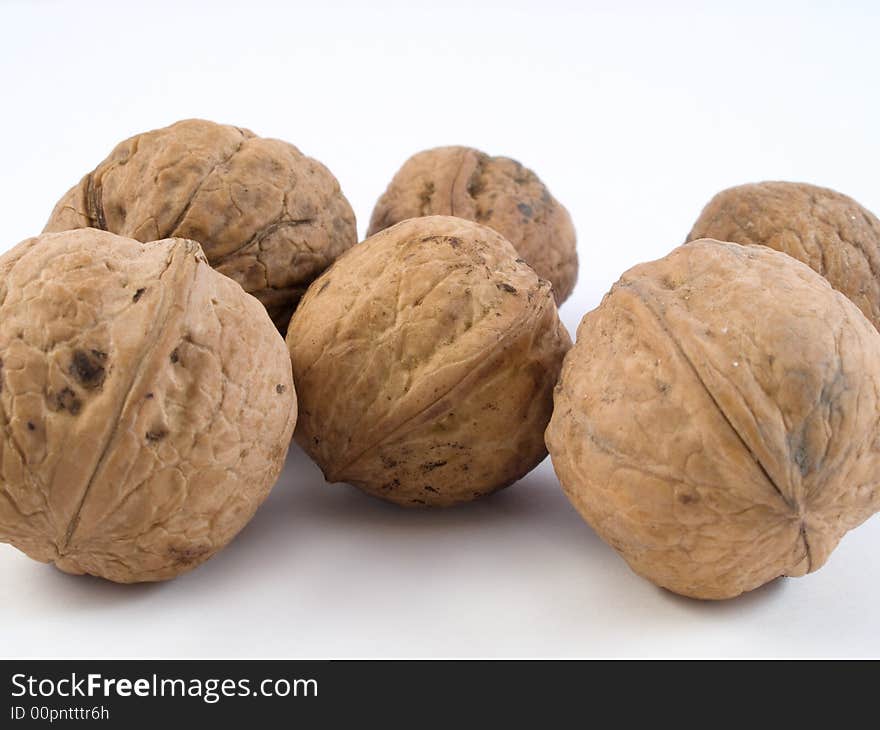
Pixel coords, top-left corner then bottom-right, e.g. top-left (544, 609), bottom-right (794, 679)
top-left (497, 282), bottom-right (517, 294)
top-left (313, 435), bottom-right (320, 445)
top-left (515, 258), bottom-right (527, 264)
top-left (26, 421), bottom-right (35, 431)
top-left (793, 443), bottom-right (810, 476)
top-left (410, 498), bottom-right (427, 505)
top-left (276, 384), bottom-right (286, 394)
top-left (318, 280), bottom-right (331, 294)
top-left (133, 288), bottom-right (145, 302)
top-left (145, 392), bottom-right (154, 399)
top-left (381, 455), bottom-right (398, 469)
top-left (170, 348), bottom-right (180, 364)
top-left (657, 381), bottom-right (670, 394)
top-left (51, 387), bottom-right (82, 415)
top-left (424, 485), bottom-right (438, 493)
top-left (380, 478), bottom-right (401, 492)
top-left (168, 544), bottom-right (210, 566)
top-left (517, 202), bottom-right (533, 218)
top-left (146, 428), bottom-right (168, 442)
top-left (70, 349), bottom-right (107, 389)
top-left (679, 493), bottom-right (699, 504)
top-left (447, 237), bottom-right (462, 248)
top-left (421, 460), bottom-right (447, 472)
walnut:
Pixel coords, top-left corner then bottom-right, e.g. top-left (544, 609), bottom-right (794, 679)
top-left (546, 240), bottom-right (880, 599)
top-left (0, 229), bottom-right (297, 582)
top-left (687, 181), bottom-right (880, 330)
top-left (44, 118), bottom-right (357, 331)
top-left (287, 215), bottom-right (571, 507)
top-left (367, 146), bottom-right (577, 304)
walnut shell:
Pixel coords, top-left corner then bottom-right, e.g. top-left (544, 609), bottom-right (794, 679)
top-left (287, 215), bottom-right (571, 507)
top-left (546, 240), bottom-right (880, 600)
top-left (367, 146), bottom-right (578, 304)
top-left (0, 229), bottom-right (297, 582)
top-left (44, 118), bottom-right (357, 331)
top-left (687, 181), bottom-right (880, 331)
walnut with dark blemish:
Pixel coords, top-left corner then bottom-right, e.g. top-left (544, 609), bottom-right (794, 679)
top-left (0, 228), bottom-right (297, 583)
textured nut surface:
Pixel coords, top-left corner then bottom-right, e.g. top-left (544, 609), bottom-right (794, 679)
top-left (287, 215), bottom-right (571, 507)
top-left (546, 240), bottom-right (880, 600)
top-left (44, 118), bottom-right (357, 331)
top-left (687, 181), bottom-right (880, 330)
top-left (367, 146), bottom-right (578, 304)
top-left (0, 229), bottom-right (297, 582)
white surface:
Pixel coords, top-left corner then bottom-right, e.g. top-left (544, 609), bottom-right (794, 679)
top-left (1, 0), bottom-right (879, 658)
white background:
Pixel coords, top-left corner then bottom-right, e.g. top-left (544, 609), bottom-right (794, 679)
top-left (1, 0), bottom-right (879, 658)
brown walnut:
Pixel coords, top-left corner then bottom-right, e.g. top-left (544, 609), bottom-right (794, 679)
top-left (367, 146), bottom-right (578, 304)
top-left (287, 215), bottom-right (571, 507)
top-left (546, 240), bottom-right (880, 600)
top-left (44, 118), bottom-right (357, 331)
top-left (687, 181), bottom-right (880, 330)
top-left (0, 229), bottom-right (297, 582)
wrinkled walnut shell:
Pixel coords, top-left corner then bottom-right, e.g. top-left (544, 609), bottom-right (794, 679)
top-left (546, 240), bottom-right (880, 600)
top-left (44, 118), bottom-right (357, 331)
top-left (0, 229), bottom-right (297, 582)
top-left (368, 146), bottom-right (578, 304)
top-left (687, 181), bottom-right (880, 331)
top-left (287, 215), bottom-right (571, 507)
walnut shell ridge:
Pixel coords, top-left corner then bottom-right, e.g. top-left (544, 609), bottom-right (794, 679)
top-left (368, 146), bottom-right (578, 304)
top-left (546, 240), bottom-right (880, 600)
top-left (287, 215), bottom-right (571, 507)
top-left (687, 181), bottom-right (880, 331)
top-left (0, 229), bottom-right (297, 582)
top-left (44, 118), bottom-right (357, 331)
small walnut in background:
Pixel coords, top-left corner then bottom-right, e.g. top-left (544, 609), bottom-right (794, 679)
top-left (287, 215), bottom-right (571, 507)
top-left (44, 118), bottom-right (357, 331)
top-left (687, 181), bottom-right (880, 330)
top-left (0, 229), bottom-right (297, 582)
top-left (368, 146), bottom-right (578, 304)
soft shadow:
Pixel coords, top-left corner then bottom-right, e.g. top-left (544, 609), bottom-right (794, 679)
top-left (654, 573), bottom-right (789, 613)
top-left (200, 442), bottom-right (610, 583)
top-left (247, 443), bottom-right (592, 540)
top-left (13, 444), bottom-right (598, 600)
top-left (18, 561), bottom-right (169, 614)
